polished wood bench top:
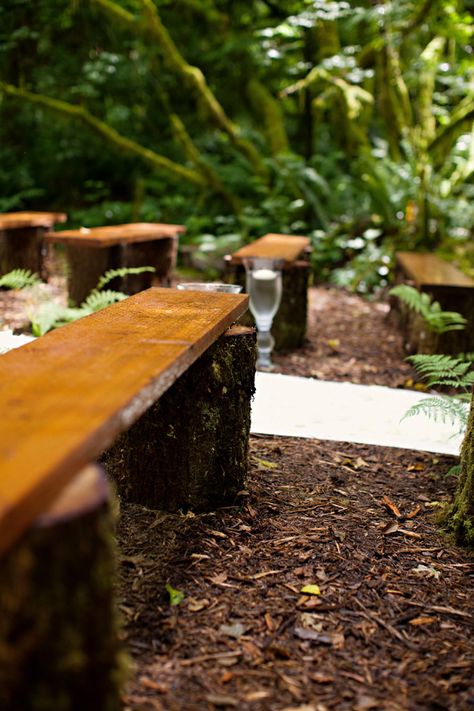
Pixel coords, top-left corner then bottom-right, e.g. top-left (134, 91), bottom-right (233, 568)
top-left (230, 233), bottom-right (311, 264)
top-left (0, 287), bottom-right (248, 554)
top-left (47, 222), bottom-right (186, 248)
top-left (0, 211), bottom-right (67, 230)
top-left (396, 252), bottom-right (474, 289)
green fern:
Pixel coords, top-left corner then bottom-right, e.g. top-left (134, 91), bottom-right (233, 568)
top-left (407, 354), bottom-right (474, 388)
top-left (81, 289), bottom-right (127, 313)
top-left (389, 284), bottom-right (467, 333)
top-left (0, 268), bottom-right (41, 290)
top-left (96, 266), bottom-right (155, 290)
top-left (402, 396), bottom-right (469, 434)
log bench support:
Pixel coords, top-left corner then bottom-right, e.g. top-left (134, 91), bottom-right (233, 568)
top-left (0, 465), bottom-right (123, 711)
top-left (103, 325), bottom-right (256, 511)
top-left (0, 226), bottom-right (47, 278)
top-left (393, 252), bottom-right (474, 355)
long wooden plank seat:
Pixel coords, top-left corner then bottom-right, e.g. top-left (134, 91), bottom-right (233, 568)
top-left (394, 251), bottom-right (474, 354)
top-left (225, 232), bottom-right (312, 351)
top-left (0, 211), bottom-right (67, 279)
top-left (47, 222), bottom-right (186, 304)
top-left (0, 288), bottom-right (254, 709)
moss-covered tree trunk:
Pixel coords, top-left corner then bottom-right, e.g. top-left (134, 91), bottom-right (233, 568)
top-left (0, 465), bottom-right (124, 711)
top-left (103, 325), bottom-right (256, 511)
top-left (447, 391), bottom-right (474, 548)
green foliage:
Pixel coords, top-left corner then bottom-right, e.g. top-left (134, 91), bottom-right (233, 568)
top-left (0, 269), bottom-right (40, 290)
top-left (389, 285), bottom-right (468, 333)
top-left (403, 354), bottom-right (473, 437)
top-left (28, 265), bottom-right (157, 335)
top-left (96, 266), bottom-right (155, 290)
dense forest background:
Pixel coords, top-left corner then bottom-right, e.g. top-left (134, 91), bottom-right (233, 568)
top-left (1, 0), bottom-right (473, 291)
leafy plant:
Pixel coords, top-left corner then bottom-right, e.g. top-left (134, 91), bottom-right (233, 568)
top-left (30, 266), bottom-right (156, 336)
top-left (389, 284), bottom-right (468, 333)
top-left (402, 354), bottom-right (472, 437)
top-left (0, 268), bottom-right (40, 290)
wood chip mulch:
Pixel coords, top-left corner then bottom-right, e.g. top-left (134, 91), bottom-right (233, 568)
top-left (116, 287), bottom-right (473, 711)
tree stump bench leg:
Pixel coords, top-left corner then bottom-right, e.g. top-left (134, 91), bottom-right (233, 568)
top-left (225, 261), bottom-right (310, 351)
top-left (0, 227), bottom-right (48, 279)
top-left (65, 245), bottom-right (122, 305)
top-left (0, 464), bottom-right (124, 711)
top-left (103, 325), bottom-right (256, 511)
top-left (121, 236), bottom-right (178, 293)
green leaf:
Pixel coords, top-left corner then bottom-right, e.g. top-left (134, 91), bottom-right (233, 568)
top-left (165, 583), bottom-right (185, 606)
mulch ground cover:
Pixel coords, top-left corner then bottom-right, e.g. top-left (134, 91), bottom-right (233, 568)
top-left (1, 278), bottom-right (473, 710)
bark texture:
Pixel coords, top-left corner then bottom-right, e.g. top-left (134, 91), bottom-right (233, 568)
top-left (122, 237), bottom-right (177, 290)
top-left (103, 326), bottom-right (256, 511)
top-left (65, 245), bottom-right (121, 305)
top-left (0, 467), bottom-right (124, 711)
top-left (0, 226), bottom-right (47, 279)
top-left (447, 392), bottom-right (474, 548)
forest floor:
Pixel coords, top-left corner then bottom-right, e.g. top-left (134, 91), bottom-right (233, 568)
top-left (117, 287), bottom-right (474, 711)
top-left (1, 279), bottom-right (473, 710)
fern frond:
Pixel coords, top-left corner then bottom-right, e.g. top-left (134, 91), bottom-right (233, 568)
top-left (96, 266), bottom-right (155, 290)
top-left (81, 289), bottom-right (127, 312)
top-left (30, 303), bottom-right (84, 336)
top-left (402, 395), bottom-right (469, 432)
top-left (407, 354), bottom-right (473, 387)
top-left (389, 284), bottom-right (467, 333)
top-left (0, 268), bottom-right (40, 290)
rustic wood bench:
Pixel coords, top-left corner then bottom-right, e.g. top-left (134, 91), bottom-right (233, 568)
top-left (0, 287), bottom-right (254, 709)
top-left (0, 211), bottom-right (67, 279)
top-left (393, 251), bottom-right (474, 354)
top-left (47, 222), bottom-right (186, 304)
top-left (225, 232), bottom-right (312, 351)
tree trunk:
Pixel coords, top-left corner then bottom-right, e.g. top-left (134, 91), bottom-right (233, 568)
top-left (447, 391), bottom-right (474, 548)
top-left (0, 465), bottom-right (124, 711)
top-left (64, 245), bottom-right (122, 305)
top-left (103, 325), bottom-right (256, 511)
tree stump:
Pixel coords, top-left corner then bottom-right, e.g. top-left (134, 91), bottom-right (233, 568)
top-left (0, 465), bottom-right (124, 711)
top-left (0, 226), bottom-right (48, 279)
top-left (102, 325), bottom-right (256, 511)
top-left (64, 245), bottom-right (122, 305)
top-left (447, 391), bottom-right (474, 548)
top-left (225, 260), bottom-right (311, 351)
top-left (121, 236), bottom-right (178, 292)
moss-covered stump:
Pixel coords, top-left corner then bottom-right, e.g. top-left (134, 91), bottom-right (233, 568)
top-left (103, 325), bottom-right (256, 511)
top-left (0, 465), bottom-right (124, 711)
top-left (446, 392), bottom-right (474, 548)
top-left (65, 245), bottom-right (122, 305)
top-left (225, 261), bottom-right (310, 352)
top-left (0, 226), bottom-right (48, 280)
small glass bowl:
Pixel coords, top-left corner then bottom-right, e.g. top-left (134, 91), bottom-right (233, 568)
top-left (176, 282), bottom-right (242, 293)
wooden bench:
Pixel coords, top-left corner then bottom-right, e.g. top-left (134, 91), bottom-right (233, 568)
top-left (393, 251), bottom-right (474, 354)
top-left (0, 211), bottom-right (67, 279)
top-left (225, 233), bottom-right (312, 351)
top-left (47, 222), bottom-right (186, 305)
top-left (0, 287), bottom-right (254, 708)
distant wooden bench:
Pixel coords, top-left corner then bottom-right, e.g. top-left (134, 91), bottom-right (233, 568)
top-left (225, 233), bottom-right (312, 351)
top-left (47, 222), bottom-right (186, 304)
top-left (0, 211), bottom-right (67, 279)
top-left (393, 251), bottom-right (474, 354)
top-left (0, 288), bottom-right (254, 708)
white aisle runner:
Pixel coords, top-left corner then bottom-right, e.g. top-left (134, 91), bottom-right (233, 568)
top-left (251, 372), bottom-right (465, 456)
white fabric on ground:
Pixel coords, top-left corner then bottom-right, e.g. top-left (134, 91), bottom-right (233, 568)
top-left (0, 330), bottom-right (35, 354)
top-left (251, 372), bottom-right (465, 456)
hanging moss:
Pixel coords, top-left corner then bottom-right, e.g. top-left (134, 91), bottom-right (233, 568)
top-left (0, 489), bottom-right (125, 711)
top-left (103, 327), bottom-right (256, 511)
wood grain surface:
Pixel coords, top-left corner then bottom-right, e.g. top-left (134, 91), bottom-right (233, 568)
top-left (0, 288), bottom-right (248, 555)
top-left (230, 233), bottom-right (310, 263)
top-left (0, 212), bottom-right (67, 230)
top-left (47, 222), bottom-right (186, 247)
top-left (396, 252), bottom-right (474, 288)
